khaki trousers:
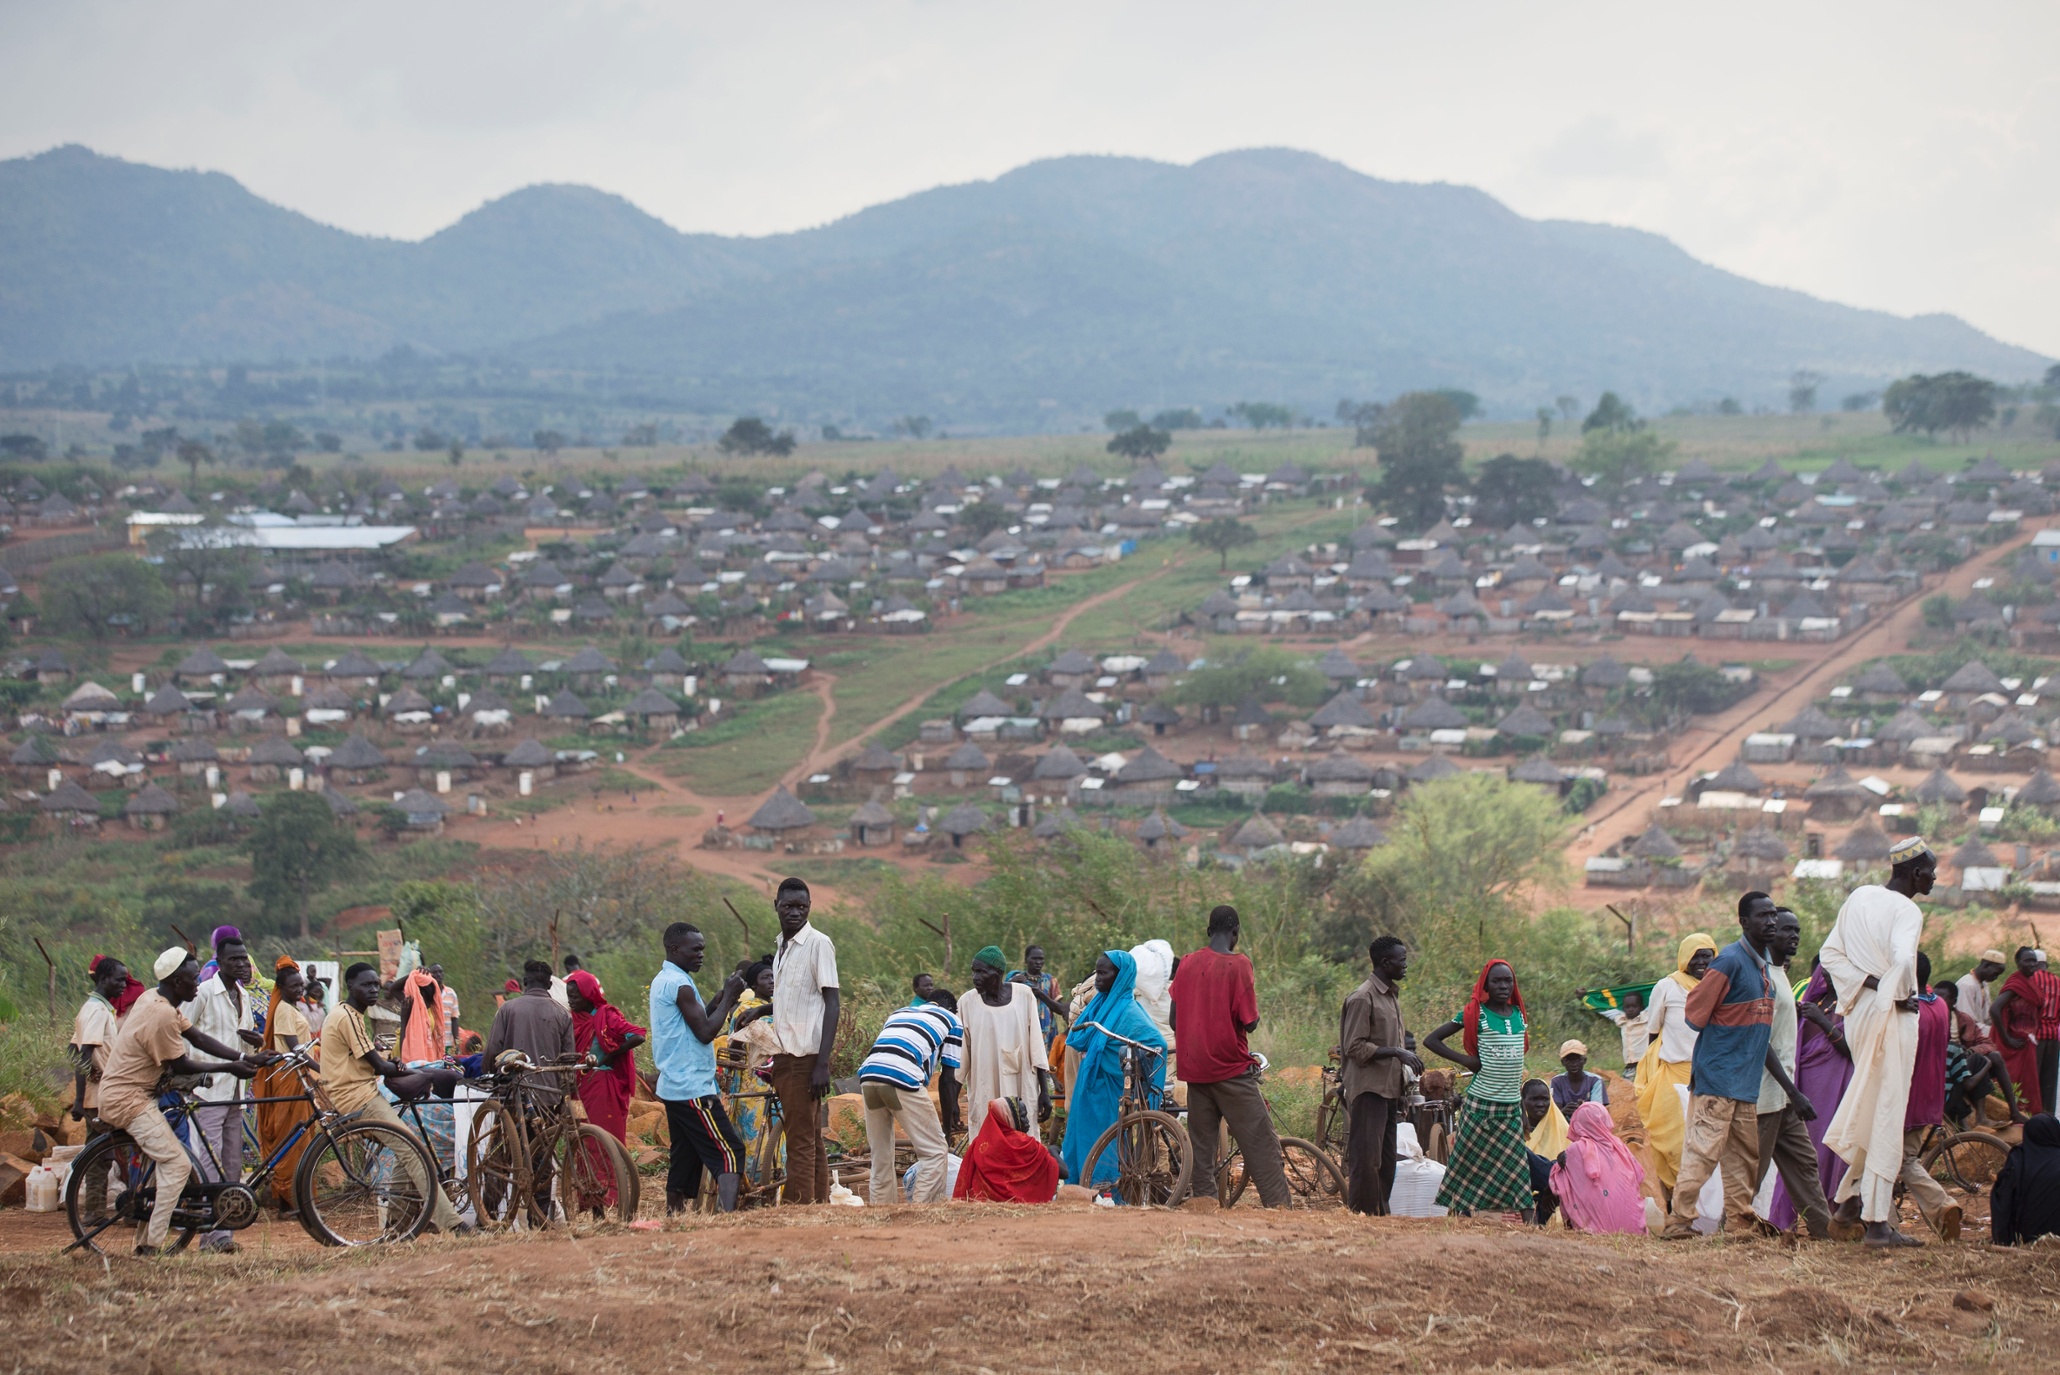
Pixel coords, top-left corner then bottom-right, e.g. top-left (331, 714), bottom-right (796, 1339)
top-left (1185, 1070), bottom-right (1289, 1208)
top-left (1666, 1094), bottom-right (1760, 1233)
top-left (1895, 1125), bottom-right (1954, 1227)
top-left (1755, 1104), bottom-right (1831, 1237)
top-left (109, 1105), bottom-right (193, 1249)
top-left (351, 1095), bottom-right (463, 1232)
top-left (862, 1082), bottom-right (950, 1204)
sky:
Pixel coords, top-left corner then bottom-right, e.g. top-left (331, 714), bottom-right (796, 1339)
top-left (4, 1), bottom-right (2057, 357)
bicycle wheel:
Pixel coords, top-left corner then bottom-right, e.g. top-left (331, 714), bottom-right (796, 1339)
top-left (550, 1123), bottom-right (635, 1223)
top-left (1080, 1110), bottom-right (1192, 1208)
top-left (295, 1121), bottom-right (436, 1247)
top-left (64, 1131), bottom-right (199, 1255)
top-left (1316, 1089), bottom-right (1347, 1161)
top-left (602, 1132), bottom-right (643, 1218)
top-left (1218, 1138), bottom-right (1348, 1209)
top-left (465, 1101), bottom-right (538, 1228)
top-left (1924, 1129), bottom-right (2012, 1194)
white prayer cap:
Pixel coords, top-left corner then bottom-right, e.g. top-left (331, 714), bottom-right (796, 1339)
top-left (152, 946), bottom-right (190, 980)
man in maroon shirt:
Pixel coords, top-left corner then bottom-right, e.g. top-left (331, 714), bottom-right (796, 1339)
top-left (1170, 905), bottom-right (1289, 1207)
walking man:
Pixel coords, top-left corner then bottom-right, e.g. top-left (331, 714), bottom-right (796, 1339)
top-left (95, 948), bottom-right (265, 1256)
top-left (769, 877), bottom-right (839, 1204)
top-left (1339, 935), bottom-right (1420, 1214)
top-left (858, 997), bottom-right (963, 1203)
top-left (1754, 907), bottom-right (1831, 1238)
top-left (650, 923), bottom-right (751, 1213)
top-left (181, 932), bottom-right (262, 1253)
top-left (1820, 835), bottom-right (1931, 1247)
top-left (1662, 891), bottom-right (1778, 1238)
top-left (1171, 905), bottom-right (1290, 1208)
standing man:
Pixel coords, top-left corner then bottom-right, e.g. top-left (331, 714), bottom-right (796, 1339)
top-left (181, 932), bottom-right (262, 1254)
top-left (2034, 951), bottom-right (2060, 1118)
top-left (1010, 945), bottom-right (1068, 1084)
top-left (1339, 935), bottom-right (1420, 1215)
top-left (484, 960), bottom-right (575, 1066)
top-left (649, 923), bottom-right (751, 1213)
top-left (1661, 891), bottom-right (1779, 1239)
top-left (69, 956), bottom-right (130, 1124)
top-left (858, 995), bottom-right (963, 1204)
top-left (769, 877), bottom-right (839, 1204)
top-left (319, 963), bottom-right (470, 1235)
top-left (1754, 907), bottom-right (1830, 1239)
top-left (1820, 835), bottom-right (1931, 1247)
top-left (1956, 951), bottom-right (2008, 1039)
top-left (1170, 905), bottom-right (1290, 1208)
top-left (94, 948), bottom-right (266, 1256)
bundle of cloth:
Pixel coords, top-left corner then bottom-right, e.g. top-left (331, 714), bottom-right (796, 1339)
top-left (953, 1097), bottom-right (1061, 1203)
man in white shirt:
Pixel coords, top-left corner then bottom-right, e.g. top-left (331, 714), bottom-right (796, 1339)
top-left (1955, 950), bottom-right (2006, 1039)
top-left (180, 934), bottom-right (262, 1253)
top-left (1754, 908), bottom-right (1830, 1237)
top-left (768, 876), bottom-right (839, 1204)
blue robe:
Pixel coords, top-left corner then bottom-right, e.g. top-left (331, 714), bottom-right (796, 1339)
top-left (1060, 950), bottom-right (1167, 1185)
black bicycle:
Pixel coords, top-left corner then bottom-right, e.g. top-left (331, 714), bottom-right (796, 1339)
top-left (65, 1046), bottom-right (440, 1253)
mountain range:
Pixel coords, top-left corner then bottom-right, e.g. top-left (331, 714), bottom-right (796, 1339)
top-left (1, 143), bottom-right (2048, 428)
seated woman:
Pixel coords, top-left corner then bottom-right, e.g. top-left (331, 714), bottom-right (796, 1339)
top-left (1936, 979), bottom-right (2024, 1126)
top-left (1550, 1102), bottom-right (1648, 1235)
top-left (1992, 1114), bottom-right (2060, 1245)
top-left (954, 1096), bottom-right (1061, 1203)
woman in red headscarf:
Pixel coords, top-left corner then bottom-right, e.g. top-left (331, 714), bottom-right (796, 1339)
top-left (1423, 959), bottom-right (1537, 1220)
top-left (566, 969), bottom-right (647, 1214)
top-left (953, 1097), bottom-right (1060, 1203)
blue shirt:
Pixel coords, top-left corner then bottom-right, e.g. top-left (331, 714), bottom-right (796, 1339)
top-left (649, 961), bottom-right (716, 1101)
top-left (859, 1003), bottom-right (964, 1091)
top-left (1685, 938), bottom-right (1775, 1102)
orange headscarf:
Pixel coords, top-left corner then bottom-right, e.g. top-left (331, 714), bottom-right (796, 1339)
top-left (265, 954), bottom-right (299, 1051)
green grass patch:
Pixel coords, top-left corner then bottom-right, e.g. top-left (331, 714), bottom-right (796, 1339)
top-left (658, 691), bottom-right (822, 795)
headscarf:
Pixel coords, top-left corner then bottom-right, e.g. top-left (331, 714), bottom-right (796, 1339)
top-left (1067, 950), bottom-right (1166, 1064)
top-left (1526, 1099), bottom-right (1569, 1157)
top-left (567, 969), bottom-right (647, 1089)
top-left (1550, 1102), bottom-right (1647, 1235)
top-left (973, 945), bottom-right (1006, 972)
top-left (1460, 959), bottom-right (1527, 1058)
top-left (397, 967), bottom-right (444, 1063)
top-left (1127, 939), bottom-right (1176, 1042)
top-left (1670, 933), bottom-right (1717, 992)
top-left (90, 954), bottom-right (147, 1018)
top-left (953, 1097), bottom-right (1061, 1203)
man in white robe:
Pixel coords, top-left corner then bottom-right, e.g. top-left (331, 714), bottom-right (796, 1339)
top-left (1818, 836), bottom-right (1931, 1247)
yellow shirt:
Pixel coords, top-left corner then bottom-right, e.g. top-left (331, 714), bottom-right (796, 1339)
top-left (320, 1004), bottom-right (382, 1113)
top-left (270, 998), bottom-right (313, 1051)
top-left (97, 990), bottom-right (192, 1127)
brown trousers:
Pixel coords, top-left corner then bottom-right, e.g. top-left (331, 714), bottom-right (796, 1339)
top-left (1755, 1104), bottom-right (1831, 1237)
top-left (1185, 1070), bottom-right (1289, 1208)
top-left (768, 1053), bottom-right (831, 1204)
top-left (1345, 1092), bottom-right (1399, 1215)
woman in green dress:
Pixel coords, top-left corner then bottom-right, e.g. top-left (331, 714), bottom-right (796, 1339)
top-left (1424, 959), bottom-right (1536, 1221)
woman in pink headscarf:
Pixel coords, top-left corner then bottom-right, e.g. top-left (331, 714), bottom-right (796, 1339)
top-left (1549, 1102), bottom-right (1647, 1235)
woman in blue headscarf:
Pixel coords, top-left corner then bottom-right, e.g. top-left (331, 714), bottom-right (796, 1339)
top-left (1061, 949), bottom-right (1167, 1185)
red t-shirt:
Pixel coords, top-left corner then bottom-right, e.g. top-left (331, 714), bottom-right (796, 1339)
top-left (1169, 947), bottom-right (1258, 1084)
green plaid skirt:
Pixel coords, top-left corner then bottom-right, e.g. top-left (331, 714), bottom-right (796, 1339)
top-left (1434, 1095), bottom-right (1533, 1214)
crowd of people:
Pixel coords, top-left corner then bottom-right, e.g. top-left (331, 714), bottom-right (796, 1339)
top-left (59, 849), bottom-right (2060, 1255)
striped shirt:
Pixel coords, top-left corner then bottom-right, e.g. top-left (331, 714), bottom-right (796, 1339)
top-left (858, 1003), bottom-right (964, 1091)
top-left (1463, 1005), bottom-right (1527, 1104)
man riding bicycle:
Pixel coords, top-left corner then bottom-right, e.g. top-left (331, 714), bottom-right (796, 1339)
top-left (94, 947), bottom-right (271, 1257)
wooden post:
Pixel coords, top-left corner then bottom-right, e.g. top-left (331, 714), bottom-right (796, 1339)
top-left (915, 914), bottom-right (953, 974)
top-left (168, 923), bottom-right (196, 955)
top-left (722, 897), bottom-right (753, 954)
top-left (549, 911), bottom-right (561, 975)
top-left (1606, 904), bottom-right (1635, 954)
top-left (32, 937), bottom-right (56, 1021)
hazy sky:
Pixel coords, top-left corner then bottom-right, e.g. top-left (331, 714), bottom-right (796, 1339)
top-left (5, 1), bottom-right (2057, 358)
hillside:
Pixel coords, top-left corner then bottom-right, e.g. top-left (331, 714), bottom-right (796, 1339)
top-left (0, 144), bottom-right (2047, 425)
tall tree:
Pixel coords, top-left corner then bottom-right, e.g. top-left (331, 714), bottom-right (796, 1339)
top-left (1534, 407), bottom-right (1553, 454)
top-left (1581, 392), bottom-right (1641, 434)
top-left (1471, 454), bottom-right (1559, 528)
top-left (246, 790), bottom-right (365, 941)
top-left (1107, 424), bottom-right (1171, 461)
top-left (40, 553), bottom-right (170, 639)
top-left (1884, 372), bottom-right (1997, 443)
top-left (176, 439), bottom-right (215, 487)
top-left (1190, 516), bottom-right (1258, 570)
top-left (718, 417), bottom-right (797, 456)
top-left (1364, 392), bottom-right (1465, 530)
top-left (1788, 370), bottom-right (1823, 413)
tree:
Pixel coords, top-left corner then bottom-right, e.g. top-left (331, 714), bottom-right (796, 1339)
top-left (1534, 407), bottom-right (1553, 454)
top-left (1884, 372), bottom-right (1998, 443)
top-left (446, 441), bottom-right (464, 468)
top-left (1103, 409), bottom-right (1141, 432)
top-left (1433, 389), bottom-right (1481, 421)
top-left (893, 415), bottom-right (933, 439)
top-left (1364, 391), bottom-right (1465, 530)
top-left (176, 439), bottom-right (215, 487)
top-left (1151, 407), bottom-right (1203, 430)
top-left (147, 518), bottom-right (257, 617)
top-left (0, 433), bottom-right (49, 462)
top-left (958, 502), bottom-right (1010, 538)
top-left (41, 553), bottom-right (171, 639)
top-left (1788, 370), bottom-right (1823, 413)
top-left (622, 422), bottom-right (659, 446)
top-left (1231, 401), bottom-right (1293, 430)
top-left (1840, 391), bottom-right (1880, 413)
top-left (1572, 427), bottom-right (1675, 486)
top-left (1471, 454), bottom-right (1559, 528)
top-left (533, 429), bottom-right (567, 454)
top-left (1191, 516), bottom-right (1259, 571)
top-left (1338, 400), bottom-right (1383, 448)
top-left (1107, 424), bottom-right (1171, 461)
top-left (1581, 391), bottom-right (1641, 434)
top-left (246, 790), bottom-right (364, 941)
top-left (718, 417), bottom-right (797, 456)
top-left (1556, 396), bottom-right (1581, 423)
top-left (1169, 647), bottom-right (1330, 712)
top-left (1716, 397), bottom-right (1743, 415)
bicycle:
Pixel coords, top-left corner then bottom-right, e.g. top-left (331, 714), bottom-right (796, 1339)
top-left (693, 1044), bottom-right (788, 1211)
top-left (465, 1051), bottom-right (637, 1227)
top-left (1075, 1021), bottom-right (1193, 1207)
top-left (1206, 1053), bottom-right (1347, 1211)
top-left (1910, 1122), bottom-right (2013, 1196)
top-left (65, 1045), bottom-right (439, 1253)
top-left (1310, 1050), bottom-right (1347, 1163)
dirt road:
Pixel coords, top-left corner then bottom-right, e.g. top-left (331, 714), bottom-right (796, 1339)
top-left (0, 1205), bottom-right (2045, 1373)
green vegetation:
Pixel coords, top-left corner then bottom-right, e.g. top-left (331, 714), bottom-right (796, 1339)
top-left (659, 690), bottom-right (822, 794)
top-left (246, 791), bottom-right (365, 941)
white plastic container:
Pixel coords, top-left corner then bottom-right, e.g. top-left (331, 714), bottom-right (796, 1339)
top-left (45, 1143), bottom-right (83, 1195)
top-left (24, 1163), bottom-right (61, 1212)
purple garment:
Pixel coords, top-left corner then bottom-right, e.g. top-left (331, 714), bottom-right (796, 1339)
top-left (1771, 965), bottom-right (1853, 1229)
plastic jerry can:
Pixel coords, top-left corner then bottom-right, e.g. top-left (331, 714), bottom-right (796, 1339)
top-left (25, 1164), bottom-right (61, 1212)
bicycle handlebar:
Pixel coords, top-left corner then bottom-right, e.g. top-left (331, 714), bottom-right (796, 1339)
top-left (1074, 1021), bottom-right (1163, 1055)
